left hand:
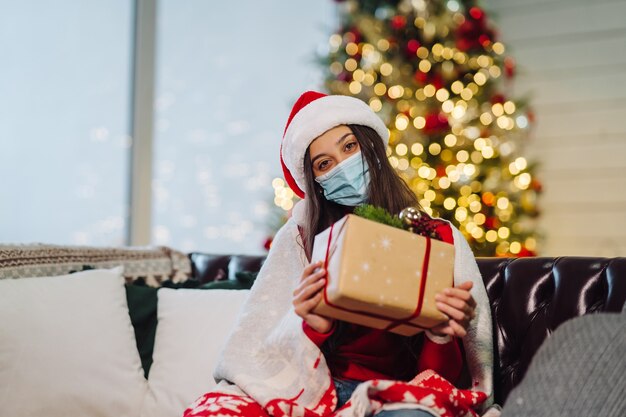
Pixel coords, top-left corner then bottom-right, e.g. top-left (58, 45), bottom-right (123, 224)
top-left (430, 281), bottom-right (477, 338)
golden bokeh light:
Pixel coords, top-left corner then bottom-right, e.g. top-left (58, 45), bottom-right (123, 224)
top-left (380, 62), bottom-right (393, 76)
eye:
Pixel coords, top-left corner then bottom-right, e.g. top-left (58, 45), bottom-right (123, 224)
top-left (318, 160), bottom-right (331, 171)
top-left (344, 141), bottom-right (359, 152)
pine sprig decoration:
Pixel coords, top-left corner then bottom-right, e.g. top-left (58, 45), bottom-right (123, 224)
top-left (354, 204), bottom-right (404, 230)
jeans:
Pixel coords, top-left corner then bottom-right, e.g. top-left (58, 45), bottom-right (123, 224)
top-left (333, 378), bottom-right (436, 417)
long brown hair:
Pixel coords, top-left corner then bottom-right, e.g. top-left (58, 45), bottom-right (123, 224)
top-left (301, 124), bottom-right (419, 260)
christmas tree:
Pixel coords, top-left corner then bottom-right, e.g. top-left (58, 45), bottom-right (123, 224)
top-left (272, 0), bottom-right (541, 256)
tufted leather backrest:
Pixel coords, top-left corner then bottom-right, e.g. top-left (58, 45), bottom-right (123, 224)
top-left (477, 256), bottom-right (626, 404)
top-left (188, 253), bottom-right (626, 405)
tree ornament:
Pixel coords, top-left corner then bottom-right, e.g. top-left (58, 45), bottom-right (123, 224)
top-left (399, 206), bottom-right (423, 231)
top-left (391, 15), bottom-right (407, 30)
top-left (422, 112), bottom-right (449, 135)
top-left (399, 207), bottom-right (443, 240)
top-left (504, 57), bottom-right (516, 78)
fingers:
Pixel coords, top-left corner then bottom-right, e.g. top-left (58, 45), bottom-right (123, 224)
top-left (293, 265), bottom-right (326, 296)
top-left (430, 319), bottom-right (468, 338)
top-left (299, 291), bottom-right (323, 312)
top-left (435, 299), bottom-right (467, 322)
top-left (294, 278), bottom-right (326, 304)
top-left (435, 293), bottom-right (471, 311)
top-left (448, 319), bottom-right (467, 338)
top-left (443, 285), bottom-right (474, 303)
top-left (293, 262), bottom-right (328, 319)
top-left (300, 261), bottom-right (324, 282)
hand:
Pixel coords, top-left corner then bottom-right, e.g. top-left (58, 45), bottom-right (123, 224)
top-left (293, 261), bottom-right (335, 333)
top-left (430, 281), bottom-right (477, 338)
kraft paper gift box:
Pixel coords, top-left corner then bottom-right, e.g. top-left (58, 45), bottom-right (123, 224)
top-left (311, 214), bottom-right (454, 336)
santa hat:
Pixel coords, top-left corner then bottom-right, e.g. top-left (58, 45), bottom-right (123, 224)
top-left (281, 91), bottom-right (389, 199)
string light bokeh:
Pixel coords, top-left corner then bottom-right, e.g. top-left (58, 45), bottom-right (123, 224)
top-left (272, 0), bottom-right (541, 256)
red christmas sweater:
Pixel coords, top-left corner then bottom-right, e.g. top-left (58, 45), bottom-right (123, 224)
top-left (303, 219), bottom-right (462, 383)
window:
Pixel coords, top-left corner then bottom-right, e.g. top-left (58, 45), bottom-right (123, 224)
top-left (0, 0), bottom-right (335, 254)
top-left (0, 0), bottom-right (133, 245)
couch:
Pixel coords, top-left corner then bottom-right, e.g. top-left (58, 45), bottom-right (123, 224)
top-left (190, 253), bottom-right (626, 405)
top-left (1, 244), bottom-right (624, 417)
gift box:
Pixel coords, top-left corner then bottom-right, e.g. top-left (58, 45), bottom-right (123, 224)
top-left (311, 214), bottom-right (454, 336)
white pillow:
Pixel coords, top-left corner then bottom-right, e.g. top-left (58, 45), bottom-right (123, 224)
top-left (141, 288), bottom-right (249, 417)
top-left (0, 267), bottom-right (148, 417)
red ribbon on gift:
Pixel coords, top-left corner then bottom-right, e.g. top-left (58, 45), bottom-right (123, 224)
top-left (321, 219), bottom-right (433, 333)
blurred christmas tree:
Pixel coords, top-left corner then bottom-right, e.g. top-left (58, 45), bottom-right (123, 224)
top-left (269, 0), bottom-right (542, 256)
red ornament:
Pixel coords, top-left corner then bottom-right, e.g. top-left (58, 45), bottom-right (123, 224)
top-left (422, 112), bottom-right (449, 135)
top-left (504, 57), bottom-right (516, 78)
top-left (517, 247), bottom-right (537, 257)
top-left (337, 71), bottom-right (352, 82)
top-left (484, 216), bottom-right (499, 230)
top-left (530, 179), bottom-right (543, 192)
top-left (455, 7), bottom-right (495, 52)
top-left (263, 236), bottom-right (273, 251)
top-left (407, 39), bottom-right (420, 54)
top-left (479, 34), bottom-right (491, 47)
top-left (469, 7), bottom-right (485, 20)
top-left (414, 70), bottom-right (428, 85)
top-left (436, 165), bottom-right (447, 177)
top-left (391, 15), bottom-right (407, 30)
top-left (490, 94), bottom-right (505, 104)
top-left (345, 27), bottom-right (362, 44)
top-left (430, 72), bottom-right (444, 90)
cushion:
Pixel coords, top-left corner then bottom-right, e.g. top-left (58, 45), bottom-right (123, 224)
top-left (126, 271), bottom-right (258, 377)
top-left (126, 283), bottom-right (159, 377)
top-left (0, 267), bottom-right (148, 417)
top-left (140, 288), bottom-right (250, 417)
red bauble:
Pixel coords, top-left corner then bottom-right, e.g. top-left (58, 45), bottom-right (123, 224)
top-left (469, 7), bottom-right (485, 21)
top-left (436, 165), bottom-right (447, 177)
top-left (479, 34), bottom-right (491, 47)
top-left (337, 71), bottom-right (352, 82)
top-left (531, 179), bottom-right (543, 192)
top-left (455, 7), bottom-right (495, 52)
top-left (345, 27), bottom-right (363, 44)
top-left (391, 15), bottom-right (407, 30)
top-left (490, 94), bottom-right (506, 104)
top-left (484, 216), bottom-right (499, 230)
top-left (414, 70), bottom-right (428, 85)
top-left (430, 72), bottom-right (444, 90)
top-left (407, 39), bottom-right (420, 54)
top-left (504, 57), bottom-right (516, 78)
top-left (517, 247), bottom-right (537, 257)
top-left (422, 112), bottom-right (449, 135)
top-left (263, 237), bottom-right (273, 251)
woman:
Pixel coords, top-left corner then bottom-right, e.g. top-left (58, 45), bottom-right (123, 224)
top-left (184, 91), bottom-right (494, 417)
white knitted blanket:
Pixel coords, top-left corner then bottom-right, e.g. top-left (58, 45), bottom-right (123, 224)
top-left (205, 203), bottom-right (493, 417)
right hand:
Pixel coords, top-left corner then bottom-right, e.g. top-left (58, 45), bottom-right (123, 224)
top-left (293, 261), bottom-right (335, 333)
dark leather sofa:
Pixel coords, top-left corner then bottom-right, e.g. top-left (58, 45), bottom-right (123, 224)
top-left (188, 253), bottom-right (626, 406)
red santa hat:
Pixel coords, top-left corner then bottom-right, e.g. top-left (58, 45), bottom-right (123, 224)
top-left (281, 91), bottom-right (389, 199)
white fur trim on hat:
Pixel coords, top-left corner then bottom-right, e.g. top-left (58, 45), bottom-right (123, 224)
top-left (282, 95), bottom-right (389, 194)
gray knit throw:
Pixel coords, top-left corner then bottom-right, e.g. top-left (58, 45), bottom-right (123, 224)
top-left (502, 312), bottom-right (625, 417)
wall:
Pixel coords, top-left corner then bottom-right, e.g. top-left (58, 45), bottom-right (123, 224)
top-left (484, 0), bottom-right (626, 256)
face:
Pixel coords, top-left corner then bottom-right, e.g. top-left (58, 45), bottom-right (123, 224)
top-left (309, 125), bottom-right (360, 178)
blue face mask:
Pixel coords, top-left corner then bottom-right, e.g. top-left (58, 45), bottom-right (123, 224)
top-left (315, 151), bottom-right (370, 206)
